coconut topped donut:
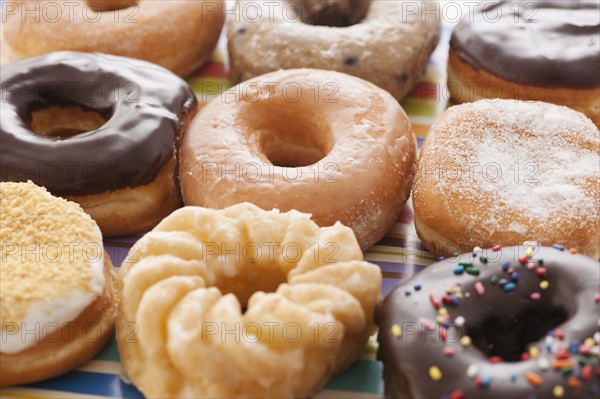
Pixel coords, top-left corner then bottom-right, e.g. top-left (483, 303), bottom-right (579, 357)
top-left (227, 0), bottom-right (441, 99)
top-left (0, 181), bottom-right (116, 386)
top-left (118, 202), bottom-right (382, 398)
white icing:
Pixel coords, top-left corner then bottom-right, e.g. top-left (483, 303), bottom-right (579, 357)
top-left (1, 227), bottom-right (106, 354)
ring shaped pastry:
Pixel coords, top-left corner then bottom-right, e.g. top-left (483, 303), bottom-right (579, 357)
top-left (227, 0), bottom-right (441, 99)
top-left (118, 203), bottom-right (382, 398)
top-left (179, 69), bottom-right (417, 250)
top-left (2, 0), bottom-right (225, 77)
top-left (0, 51), bottom-right (198, 236)
top-left (377, 244), bottom-right (600, 399)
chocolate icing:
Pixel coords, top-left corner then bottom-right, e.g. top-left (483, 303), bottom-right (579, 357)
top-left (450, 0), bottom-right (600, 88)
top-left (377, 245), bottom-right (600, 398)
top-left (0, 52), bottom-right (197, 195)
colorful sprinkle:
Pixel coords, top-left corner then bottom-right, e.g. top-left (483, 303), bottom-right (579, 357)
top-left (430, 293), bottom-right (440, 309)
top-left (521, 352), bottom-right (530, 361)
top-left (530, 292), bottom-right (541, 301)
top-left (581, 364), bottom-right (592, 380)
top-left (475, 281), bottom-right (485, 296)
top-left (429, 366), bottom-right (443, 381)
top-left (405, 290), bottom-right (411, 296)
top-left (510, 272), bottom-right (519, 282)
top-left (567, 376), bottom-right (579, 388)
top-left (391, 324), bottom-right (402, 338)
top-left (466, 364), bottom-right (479, 378)
top-left (555, 329), bottom-right (565, 340)
top-left (552, 359), bottom-right (573, 370)
top-left (526, 371), bottom-right (543, 386)
top-left (475, 375), bottom-right (491, 388)
top-left (569, 247), bottom-right (577, 254)
top-left (503, 283), bottom-right (516, 292)
top-left (414, 284), bottom-right (422, 291)
top-left (537, 259), bottom-right (544, 265)
top-left (553, 385), bottom-right (564, 398)
top-left (443, 346), bottom-right (455, 357)
top-left (449, 389), bottom-right (464, 399)
top-left (529, 346), bottom-right (540, 358)
top-left (479, 255), bottom-right (488, 264)
top-left (438, 256), bottom-right (446, 261)
top-left (489, 356), bottom-right (502, 364)
top-left (537, 358), bottom-right (550, 370)
top-left (540, 281), bottom-right (549, 290)
top-left (555, 350), bottom-right (570, 359)
top-left (518, 255), bottom-right (528, 264)
top-left (594, 292), bottom-right (600, 303)
top-left (454, 266), bottom-right (465, 275)
top-left (525, 246), bottom-right (535, 257)
top-left (454, 316), bottom-right (465, 327)
top-left (460, 336), bottom-right (472, 347)
top-left (535, 267), bottom-right (548, 277)
top-left (502, 262), bottom-right (510, 272)
top-left (491, 245), bottom-right (501, 251)
top-left (466, 267), bottom-right (481, 276)
top-left (527, 262), bottom-right (537, 270)
top-left (552, 244), bottom-right (565, 251)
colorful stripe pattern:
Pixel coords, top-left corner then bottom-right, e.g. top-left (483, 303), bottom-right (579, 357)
top-left (0, 19), bottom-right (454, 399)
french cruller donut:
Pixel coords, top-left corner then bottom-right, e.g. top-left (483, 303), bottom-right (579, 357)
top-left (0, 52), bottom-right (198, 236)
top-left (179, 69), bottom-right (417, 250)
top-left (227, 0), bottom-right (441, 99)
top-left (1, 0), bottom-right (225, 77)
top-left (0, 181), bottom-right (117, 387)
top-left (377, 244), bottom-right (600, 399)
top-left (118, 203), bottom-right (382, 398)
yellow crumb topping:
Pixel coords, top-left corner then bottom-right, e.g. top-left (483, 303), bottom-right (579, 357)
top-left (0, 181), bottom-right (102, 326)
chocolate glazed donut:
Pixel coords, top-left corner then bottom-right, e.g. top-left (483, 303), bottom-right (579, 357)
top-left (0, 51), bottom-right (198, 235)
top-left (377, 245), bottom-right (600, 399)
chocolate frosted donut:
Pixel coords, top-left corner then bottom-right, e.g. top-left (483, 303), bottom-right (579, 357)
top-left (377, 244), bottom-right (600, 399)
top-left (0, 51), bottom-right (198, 236)
top-left (448, 0), bottom-right (600, 126)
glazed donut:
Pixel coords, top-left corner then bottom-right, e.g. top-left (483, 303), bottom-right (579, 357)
top-left (0, 51), bottom-right (198, 236)
top-left (179, 68), bottom-right (417, 250)
top-left (0, 181), bottom-right (117, 387)
top-left (412, 99), bottom-right (600, 258)
top-left (377, 244), bottom-right (600, 399)
top-left (448, 0), bottom-right (600, 127)
top-left (1, 0), bottom-right (224, 77)
top-left (227, 0), bottom-right (441, 99)
top-left (118, 202), bottom-right (382, 398)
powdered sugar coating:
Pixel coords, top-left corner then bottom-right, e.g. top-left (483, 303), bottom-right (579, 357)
top-left (413, 99), bottom-right (600, 257)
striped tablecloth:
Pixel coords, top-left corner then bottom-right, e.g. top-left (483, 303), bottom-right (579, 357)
top-left (0, 19), bottom-right (454, 399)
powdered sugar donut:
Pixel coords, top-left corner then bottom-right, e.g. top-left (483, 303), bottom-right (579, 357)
top-left (227, 0), bottom-right (441, 99)
top-left (412, 99), bottom-right (600, 258)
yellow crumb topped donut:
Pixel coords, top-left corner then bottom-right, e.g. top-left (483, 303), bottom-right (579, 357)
top-left (0, 181), bottom-right (117, 386)
top-left (118, 202), bottom-right (382, 398)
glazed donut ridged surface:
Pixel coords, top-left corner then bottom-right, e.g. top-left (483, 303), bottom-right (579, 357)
top-left (412, 100), bottom-right (600, 258)
top-left (118, 203), bottom-right (382, 398)
top-left (227, 0), bottom-right (441, 99)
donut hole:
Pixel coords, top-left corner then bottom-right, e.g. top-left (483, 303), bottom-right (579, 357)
top-left (247, 105), bottom-right (333, 168)
top-left (29, 104), bottom-right (110, 139)
top-left (298, 0), bottom-right (371, 27)
top-left (85, 0), bottom-right (139, 12)
top-left (465, 305), bottom-right (570, 362)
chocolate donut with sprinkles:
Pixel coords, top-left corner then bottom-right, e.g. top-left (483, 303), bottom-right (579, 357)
top-left (377, 244), bottom-right (600, 399)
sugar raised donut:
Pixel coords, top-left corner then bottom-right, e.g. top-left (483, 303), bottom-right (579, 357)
top-left (1, 0), bottom-right (224, 77)
top-left (448, 0), bottom-right (600, 127)
top-left (412, 99), bottom-right (600, 258)
top-left (118, 202), bottom-right (382, 398)
top-left (0, 52), bottom-right (198, 236)
top-left (377, 244), bottom-right (600, 399)
top-left (227, 0), bottom-right (441, 99)
top-left (179, 69), bottom-right (417, 250)
top-left (0, 181), bottom-right (117, 386)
